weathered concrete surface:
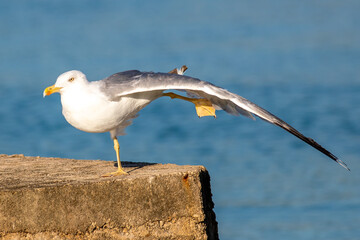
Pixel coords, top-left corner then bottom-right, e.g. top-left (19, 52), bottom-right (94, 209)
top-left (0, 154), bottom-right (218, 240)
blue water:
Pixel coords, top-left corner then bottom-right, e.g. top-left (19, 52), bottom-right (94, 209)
top-left (1, 1), bottom-right (360, 239)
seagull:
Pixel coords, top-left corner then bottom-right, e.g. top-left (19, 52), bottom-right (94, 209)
top-left (43, 65), bottom-right (350, 176)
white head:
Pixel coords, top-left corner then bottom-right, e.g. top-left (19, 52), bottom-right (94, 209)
top-left (43, 70), bottom-right (88, 97)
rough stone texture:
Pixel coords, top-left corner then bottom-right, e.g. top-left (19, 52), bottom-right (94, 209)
top-left (0, 154), bottom-right (218, 240)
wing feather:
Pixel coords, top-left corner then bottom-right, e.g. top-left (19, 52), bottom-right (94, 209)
top-left (98, 71), bottom-right (349, 170)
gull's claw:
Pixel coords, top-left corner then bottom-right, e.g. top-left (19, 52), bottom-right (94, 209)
top-left (102, 169), bottom-right (129, 177)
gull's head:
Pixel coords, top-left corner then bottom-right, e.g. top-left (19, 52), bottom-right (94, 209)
top-left (43, 70), bottom-right (88, 97)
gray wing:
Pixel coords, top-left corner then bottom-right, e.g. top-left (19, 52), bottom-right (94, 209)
top-left (100, 71), bottom-right (349, 170)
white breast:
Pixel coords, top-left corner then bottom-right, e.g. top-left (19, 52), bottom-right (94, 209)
top-left (60, 83), bottom-right (160, 133)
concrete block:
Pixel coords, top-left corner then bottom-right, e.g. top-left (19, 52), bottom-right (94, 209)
top-left (0, 154), bottom-right (218, 239)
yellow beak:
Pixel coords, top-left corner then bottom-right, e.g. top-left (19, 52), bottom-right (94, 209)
top-left (43, 85), bottom-right (62, 97)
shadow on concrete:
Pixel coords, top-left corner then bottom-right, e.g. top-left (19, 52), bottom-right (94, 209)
top-left (115, 161), bottom-right (157, 174)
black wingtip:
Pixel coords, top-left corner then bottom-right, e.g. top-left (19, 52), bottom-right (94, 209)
top-left (336, 159), bottom-right (350, 171)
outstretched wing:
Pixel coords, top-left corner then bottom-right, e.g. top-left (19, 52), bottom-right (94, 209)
top-left (100, 71), bottom-right (349, 170)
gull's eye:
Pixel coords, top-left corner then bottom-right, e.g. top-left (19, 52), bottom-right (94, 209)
top-left (68, 77), bottom-right (75, 82)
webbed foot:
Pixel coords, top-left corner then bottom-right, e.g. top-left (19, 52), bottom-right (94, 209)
top-left (102, 168), bottom-right (129, 177)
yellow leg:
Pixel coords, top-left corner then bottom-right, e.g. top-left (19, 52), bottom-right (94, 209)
top-left (102, 137), bottom-right (128, 177)
top-left (162, 92), bottom-right (216, 118)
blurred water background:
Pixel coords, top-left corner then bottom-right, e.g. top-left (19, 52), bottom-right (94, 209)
top-left (0, 1), bottom-right (359, 239)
